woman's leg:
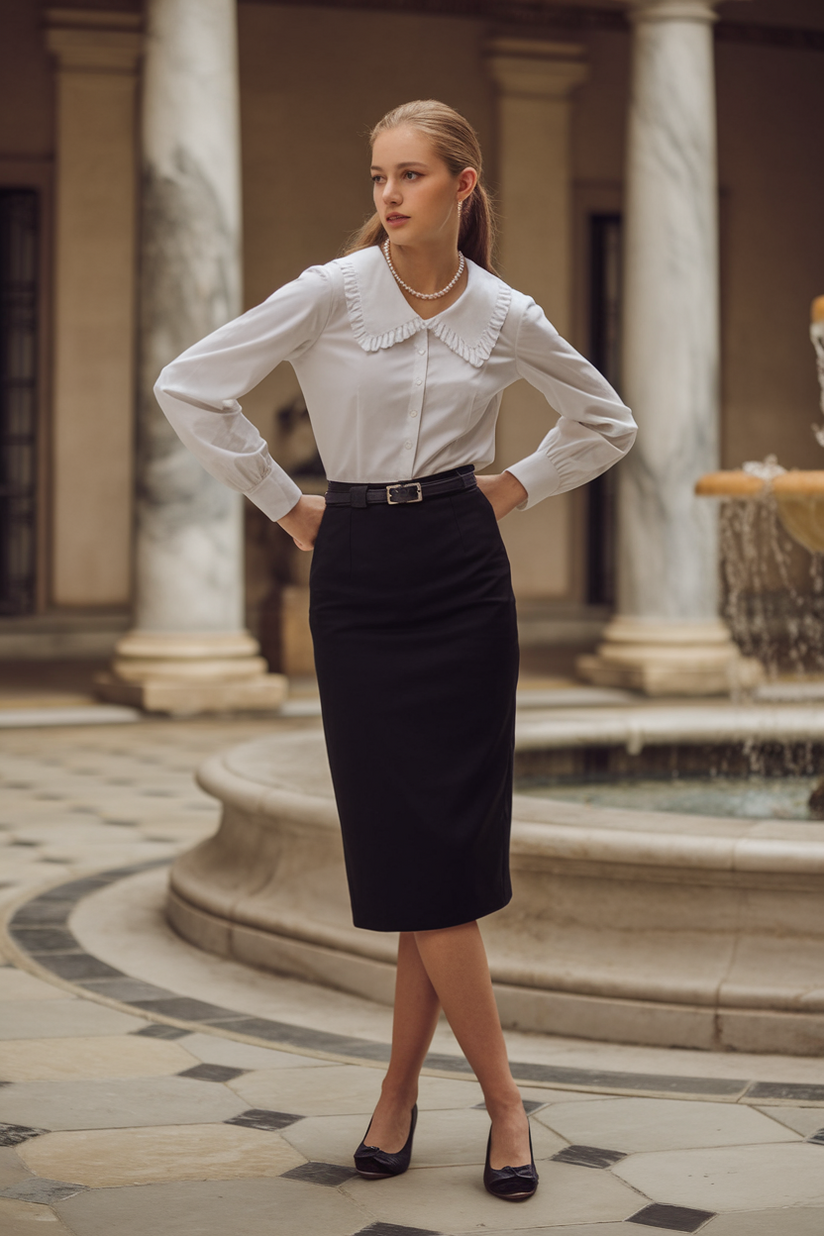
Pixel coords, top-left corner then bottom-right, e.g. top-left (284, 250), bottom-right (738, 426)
top-left (414, 921), bottom-right (530, 1169)
top-left (365, 931), bottom-right (441, 1151)
top-left (366, 922), bottom-right (530, 1169)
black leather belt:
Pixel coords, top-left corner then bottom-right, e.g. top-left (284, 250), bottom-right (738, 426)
top-left (325, 467), bottom-right (476, 508)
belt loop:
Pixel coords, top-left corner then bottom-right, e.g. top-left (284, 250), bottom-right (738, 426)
top-left (461, 468), bottom-right (475, 490)
top-left (350, 485), bottom-right (369, 509)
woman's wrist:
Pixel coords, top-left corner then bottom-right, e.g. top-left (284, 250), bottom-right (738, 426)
top-left (497, 470), bottom-right (528, 511)
top-left (277, 493), bottom-right (325, 550)
top-left (277, 494), bottom-right (305, 533)
top-left (476, 471), bottom-right (528, 519)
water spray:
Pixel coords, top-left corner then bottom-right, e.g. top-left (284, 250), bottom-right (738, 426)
top-left (809, 297), bottom-right (824, 817)
top-left (812, 295), bottom-right (824, 424)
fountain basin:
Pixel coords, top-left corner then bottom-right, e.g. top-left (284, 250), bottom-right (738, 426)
top-left (168, 707), bottom-right (824, 1056)
top-left (696, 470), bottom-right (824, 553)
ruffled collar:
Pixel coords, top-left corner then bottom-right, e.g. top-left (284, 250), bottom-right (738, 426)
top-left (337, 244), bottom-right (512, 368)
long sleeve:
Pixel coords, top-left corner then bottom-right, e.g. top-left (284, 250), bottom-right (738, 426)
top-left (506, 298), bottom-right (636, 508)
top-left (154, 265), bottom-right (333, 521)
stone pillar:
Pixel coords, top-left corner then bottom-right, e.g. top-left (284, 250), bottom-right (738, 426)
top-left (46, 10), bottom-right (142, 608)
top-left (486, 38), bottom-right (588, 601)
top-left (97, 0), bottom-right (286, 714)
top-left (578, 0), bottom-right (759, 695)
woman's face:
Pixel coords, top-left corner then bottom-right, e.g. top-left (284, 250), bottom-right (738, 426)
top-left (371, 125), bottom-right (476, 248)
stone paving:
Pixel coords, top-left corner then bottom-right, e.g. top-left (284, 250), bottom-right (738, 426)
top-left (1, 713), bottom-right (824, 1235)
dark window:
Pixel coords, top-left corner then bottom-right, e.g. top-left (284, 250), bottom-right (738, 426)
top-left (587, 212), bottom-right (622, 606)
top-left (0, 189), bottom-right (39, 616)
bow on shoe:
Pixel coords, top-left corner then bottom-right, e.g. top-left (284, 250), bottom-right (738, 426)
top-left (494, 1164), bottom-right (538, 1182)
top-left (483, 1128), bottom-right (539, 1201)
top-left (354, 1105), bottom-right (418, 1179)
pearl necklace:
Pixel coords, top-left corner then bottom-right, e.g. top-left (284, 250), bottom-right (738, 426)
top-left (382, 239), bottom-right (465, 301)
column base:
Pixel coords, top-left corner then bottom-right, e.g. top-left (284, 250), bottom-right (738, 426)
top-left (95, 672), bottom-right (287, 716)
top-left (577, 618), bottom-right (763, 697)
top-left (95, 630), bottom-right (288, 716)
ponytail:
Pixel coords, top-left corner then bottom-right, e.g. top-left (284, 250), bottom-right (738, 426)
top-left (458, 181), bottom-right (496, 273)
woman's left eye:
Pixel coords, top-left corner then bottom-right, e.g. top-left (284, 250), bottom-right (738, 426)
top-left (403, 171), bottom-right (420, 181)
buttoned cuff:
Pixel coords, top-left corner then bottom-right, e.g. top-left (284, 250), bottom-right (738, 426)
top-left (245, 468), bottom-right (303, 521)
top-left (505, 454), bottom-right (564, 510)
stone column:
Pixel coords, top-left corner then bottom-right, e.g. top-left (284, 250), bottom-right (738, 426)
top-left (486, 38), bottom-right (588, 601)
top-left (46, 11), bottom-right (142, 608)
top-left (578, 0), bottom-right (759, 695)
top-left (97, 0), bottom-right (286, 714)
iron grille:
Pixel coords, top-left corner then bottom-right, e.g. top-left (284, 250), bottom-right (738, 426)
top-left (0, 189), bottom-right (39, 616)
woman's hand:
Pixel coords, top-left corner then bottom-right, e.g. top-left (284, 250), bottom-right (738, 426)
top-left (475, 471), bottom-right (528, 520)
top-left (277, 494), bottom-right (326, 550)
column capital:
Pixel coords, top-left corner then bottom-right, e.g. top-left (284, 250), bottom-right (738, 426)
top-left (628, 0), bottom-right (719, 23)
top-left (45, 9), bottom-right (143, 74)
top-left (486, 37), bottom-right (588, 100)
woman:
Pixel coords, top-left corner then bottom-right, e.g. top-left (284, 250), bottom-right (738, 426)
top-left (156, 100), bottom-right (636, 1202)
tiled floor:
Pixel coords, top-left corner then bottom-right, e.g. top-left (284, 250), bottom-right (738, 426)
top-left (1, 716), bottom-right (823, 1236)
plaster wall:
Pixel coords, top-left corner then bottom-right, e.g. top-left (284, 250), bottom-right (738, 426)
top-left (571, 28), bottom-right (629, 187)
top-left (49, 58), bottom-right (139, 607)
top-left (716, 40), bottom-right (824, 471)
top-left (0, 0), bottom-right (53, 158)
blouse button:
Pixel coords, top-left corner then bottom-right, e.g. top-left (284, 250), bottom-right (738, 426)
top-left (410, 410), bottom-right (418, 418)
top-left (415, 379), bottom-right (422, 386)
top-left (404, 440), bottom-right (412, 449)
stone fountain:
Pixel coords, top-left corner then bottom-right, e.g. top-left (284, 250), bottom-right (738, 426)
top-left (168, 715), bottom-right (824, 1057)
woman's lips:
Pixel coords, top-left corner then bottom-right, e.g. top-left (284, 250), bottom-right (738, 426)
top-left (386, 214), bottom-right (409, 226)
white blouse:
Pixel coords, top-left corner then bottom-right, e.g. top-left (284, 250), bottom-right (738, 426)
top-left (155, 244), bottom-right (636, 522)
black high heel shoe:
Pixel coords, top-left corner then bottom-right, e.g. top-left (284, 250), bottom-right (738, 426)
top-left (354, 1103), bottom-right (418, 1179)
top-left (483, 1123), bottom-right (539, 1201)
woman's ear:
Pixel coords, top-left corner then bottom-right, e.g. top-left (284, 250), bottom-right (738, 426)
top-left (458, 167), bottom-right (479, 196)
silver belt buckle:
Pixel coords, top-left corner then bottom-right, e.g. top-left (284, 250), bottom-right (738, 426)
top-left (386, 482), bottom-right (423, 505)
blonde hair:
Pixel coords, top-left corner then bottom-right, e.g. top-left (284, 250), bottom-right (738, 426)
top-left (346, 100), bottom-right (497, 272)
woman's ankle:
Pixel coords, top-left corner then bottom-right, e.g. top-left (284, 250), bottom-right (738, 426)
top-left (484, 1090), bottom-right (526, 1124)
top-left (378, 1079), bottom-right (418, 1109)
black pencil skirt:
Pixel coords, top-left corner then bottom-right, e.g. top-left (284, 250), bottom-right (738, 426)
top-left (309, 473), bottom-right (519, 933)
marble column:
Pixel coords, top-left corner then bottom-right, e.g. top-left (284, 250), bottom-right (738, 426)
top-left (46, 11), bottom-right (142, 607)
top-left (97, 0), bottom-right (286, 714)
top-left (578, 0), bottom-right (760, 695)
top-left (486, 38), bottom-right (588, 602)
